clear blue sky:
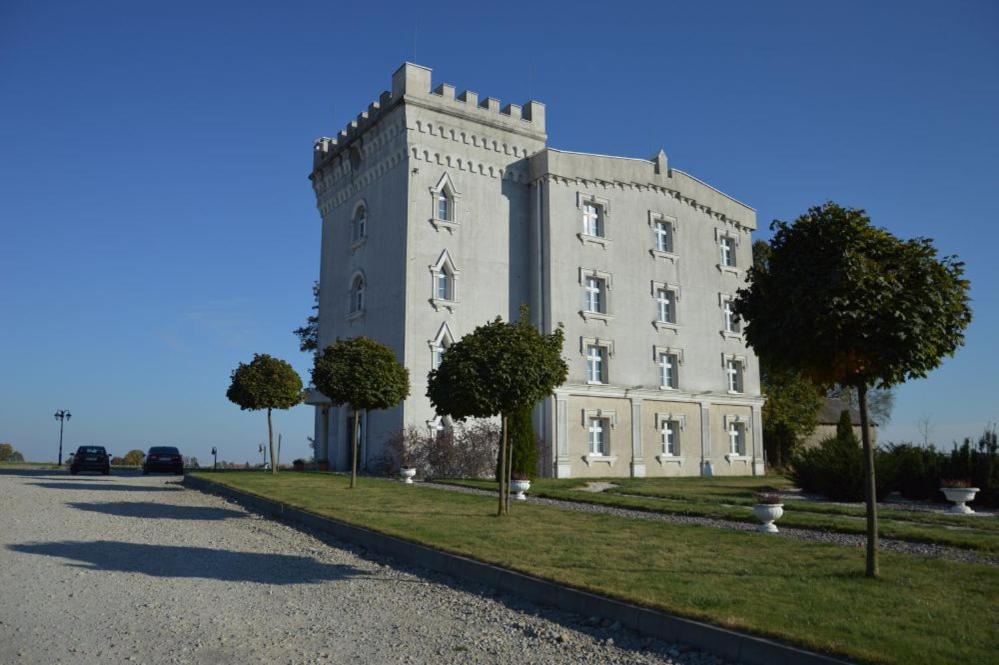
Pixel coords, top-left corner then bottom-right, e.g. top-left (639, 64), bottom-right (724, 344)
top-left (1, 0), bottom-right (996, 463)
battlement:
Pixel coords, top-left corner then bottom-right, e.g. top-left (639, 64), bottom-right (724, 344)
top-left (313, 63), bottom-right (546, 171)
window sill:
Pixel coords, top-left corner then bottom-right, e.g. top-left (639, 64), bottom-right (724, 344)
top-left (585, 380), bottom-right (606, 386)
top-left (430, 217), bottom-right (459, 232)
top-left (725, 453), bottom-right (750, 464)
top-left (650, 249), bottom-right (678, 263)
top-left (656, 454), bottom-right (683, 466)
top-left (580, 310), bottom-right (614, 324)
top-left (659, 385), bottom-right (678, 392)
top-left (430, 298), bottom-right (459, 312)
top-left (577, 233), bottom-right (610, 248)
top-left (721, 330), bottom-right (744, 341)
top-left (346, 310), bottom-right (365, 322)
top-left (350, 237), bottom-right (367, 252)
top-left (727, 390), bottom-right (744, 396)
top-left (717, 264), bottom-right (741, 276)
top-left (582, 454), bottom-right (618, 466)
top-left (653, 321), bottom-right (680, 333)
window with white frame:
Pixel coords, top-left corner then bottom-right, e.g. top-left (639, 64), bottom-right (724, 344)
top-left (351, 203), bottom-right (367, 242)
top-left (582, 202), bottom-right (604, 237)
top-left (586, 344), bottom-right (607, 383)
top-left (349, 274), bottom-right (365, 314)
top-left (656, 287), bottom-right (676, 324)
top-left (584, 275), bottom-right (606, 314)
top-left (428, 415), bottom-right (451, 441)
top-left (429, 173), bottom-right (461, 228)
top-left (654, 220), bottom-right (673, 253)
top-left (723, 298), bottom-right (741, 334)
top-left (437, 190), bottom-right (451, 221)
top-left (661, 419), bottom-right (679, 456)
top-left (429, 250), bottom-right (460, 307)
top-left (429, 323), bottom-right (454, 370)
top-left (435, 266), bottom-right (453, 301)
top-left (659, 352), bottom-right (679, 389)
top-left (727, 420), bottom-right (746, 455)
top-left (720, 235), bottom-right (737, 268)
top-left (725, 357), bottom-right (745, 393)
top-left (588, 417), bottom-right (608, 455)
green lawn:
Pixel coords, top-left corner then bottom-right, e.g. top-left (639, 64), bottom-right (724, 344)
top-left (191, 471), bottom-right (998, 665)
top-left (436, 477), bottom-right (999, 553)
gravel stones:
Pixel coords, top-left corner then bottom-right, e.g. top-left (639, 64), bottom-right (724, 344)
top-left (1, 471), bottom-right (724, 664)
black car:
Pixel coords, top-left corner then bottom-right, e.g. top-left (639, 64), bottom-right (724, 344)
top-left (70, 445), bottom-right (111, 475)
top-left (143, 446), bottom-right (184, 475)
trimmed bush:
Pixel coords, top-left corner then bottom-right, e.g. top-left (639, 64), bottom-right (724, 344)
top-left (496, 406), bottom-right (538, 480)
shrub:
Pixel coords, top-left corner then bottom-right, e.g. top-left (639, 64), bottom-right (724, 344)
top-left (375, 420), bottom-right (500, 480)
top-left (496, 406), bottom-right (538, 480)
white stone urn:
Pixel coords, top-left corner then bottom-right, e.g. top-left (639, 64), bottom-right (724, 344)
top-left (753, 503), bottom-right (784, 533)
top-left (399, 467), bottom-right (417, 484)
top-left (941, 487), bottom-right (979, 514)
top-left (510, 479), bottom-right (531, 501)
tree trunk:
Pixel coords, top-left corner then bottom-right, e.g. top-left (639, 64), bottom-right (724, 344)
top-left (498, 414), bottom-right (508, 516)
top-left (858, 383), bottom-right (879, 578)
top-left (267, 408), bottom-right (277, 475)
top-left (350, 410), bottom-right (360, 489)
top-left (506, 422), bottom-right (515, 513)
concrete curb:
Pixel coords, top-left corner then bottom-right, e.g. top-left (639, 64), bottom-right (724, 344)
top-left (183, 474), bottom-right (855, 665)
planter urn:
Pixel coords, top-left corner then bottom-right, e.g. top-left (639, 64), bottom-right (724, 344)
top-left (941, 487), bottom-right (979, 514)
top-left (510, 479), bottom-right (531, 501)
top-left (400, 467), bottom-right (417, 484)
top-left (752, 503), bottom-right (784, 533)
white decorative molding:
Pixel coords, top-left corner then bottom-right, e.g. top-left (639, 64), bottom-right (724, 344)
top-left (582, 454), bottom-right (618, 466)
top-left (581, 408), bottom-right (618, 428)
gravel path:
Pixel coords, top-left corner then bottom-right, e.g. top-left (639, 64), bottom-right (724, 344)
top-left (0, 470), bottom-right (729, 665)
top-left (424, 482), bottom-right (997, 566)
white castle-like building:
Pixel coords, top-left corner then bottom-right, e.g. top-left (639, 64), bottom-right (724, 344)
top-left (306, 63), bottom-right (765, 478)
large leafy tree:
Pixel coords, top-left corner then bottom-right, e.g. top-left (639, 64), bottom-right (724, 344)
top-left (122, 449), bottom-right (145, 466)
top-left (735, 202), bottom-right (971, 577)
top-left (293, 281), bottom-right (320, 353)
top-left (427, 307), bottom-right (568, 515)
top-left (752, 240), bottom-right (824, 467)
top-left (312, 337), bottom-right (410, 488)
top-left (226, 354), bottom-right (303, 475)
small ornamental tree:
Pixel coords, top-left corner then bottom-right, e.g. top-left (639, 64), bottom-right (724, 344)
top-left (735, 202), bottom-right (971, 577)
top-left (427, 307), bottom-right (568, 515)
top-left (496, 405), bottom-right (538, 481)
top-left (312, 337), bottom-right (410, 488)
top-left (226, 354), bottom-right (303, 475)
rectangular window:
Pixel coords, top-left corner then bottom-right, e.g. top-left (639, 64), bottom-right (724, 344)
top-left (662, 420), bottom-right (679, 456)
top-left (588, 417), bottom-right (607, 455)
top-left (656, 288), bottom-right (676, 324)
top-left (728, 421), bottom-right (745, 455)
top-left (436, 271), bottom-right (451, 301)
top-left (724, 300), bottom-right (741, 333)
top-left (582, 203), bottom-right (603, 237)
top-left (654, 220), bottom-right (673, 253)
top-left (437, 192), bottom-right (451, 221)
top-left (584, 276), bottom-right (605, 313)
top-left (726, 359), bottom-right (744, 393)
top-left (720, 236), bottom-right (736, 268)
top-left (586, 345), bottom-right (606, 383)
top-left (660, 353), bottom-right (678, 389)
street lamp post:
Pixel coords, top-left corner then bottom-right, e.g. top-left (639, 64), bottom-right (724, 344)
top-left (54, 410), bottom-right (72, 465)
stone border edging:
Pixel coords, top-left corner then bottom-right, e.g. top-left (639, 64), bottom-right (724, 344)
top-left (183, 474), bottom-right (854, 665)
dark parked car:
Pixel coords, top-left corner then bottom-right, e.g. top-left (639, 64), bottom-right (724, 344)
top-left (70, 446), bottom-right (111, 475)
top-left (143, 446), bottom-right (184, 475)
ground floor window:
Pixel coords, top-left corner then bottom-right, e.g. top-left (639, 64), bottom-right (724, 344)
top-left (588, 417), bottom-right (608, 455)
top-left (661, 420), bottom-right (679, 456)
top-left (728, 421), bottom-right (745, 455)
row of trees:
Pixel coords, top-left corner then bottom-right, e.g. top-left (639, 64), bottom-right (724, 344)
top-left (228, 307), bottom-right (566, 516)
top-left (0, 443), bottom-right (25, 462)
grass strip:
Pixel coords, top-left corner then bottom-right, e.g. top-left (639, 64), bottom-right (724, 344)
top-left (191, 471), bottom-right (998, 665)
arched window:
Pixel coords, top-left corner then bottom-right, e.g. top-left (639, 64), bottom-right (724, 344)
top-left (429, 322), bottom-right (455, 370)
top-left (352, 204), bottom-right (366, 242)
top-left (350, 275), bottom-right (365, 313)
top-left (429, 173), bottom-right (461, 229)
top-left (429, 250), bottom-right (460, 308)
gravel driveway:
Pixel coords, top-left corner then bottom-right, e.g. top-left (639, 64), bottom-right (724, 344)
top-left (0, 470), bottom-right (726, 665)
